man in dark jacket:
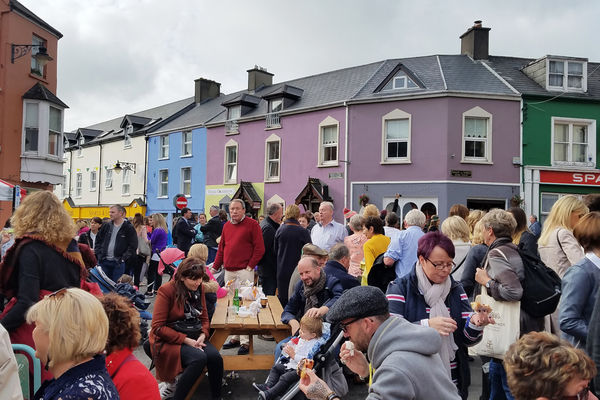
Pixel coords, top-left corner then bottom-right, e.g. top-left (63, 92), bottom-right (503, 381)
top-left (95, 205), bottom-right (138, 282)
top-left (323, 244), bottom-right (359, 292)
top-left (201, 205), bottom-right (222, 264)
top-left (174, 207), bottom-right (196, 255)
top-left (258, 203), bottom-right (282, 295)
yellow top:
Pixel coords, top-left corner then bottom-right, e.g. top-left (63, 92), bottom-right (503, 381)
top-left (361, 234), bottom-right (391, 286)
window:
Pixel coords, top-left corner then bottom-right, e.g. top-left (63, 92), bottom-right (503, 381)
top-left (181, 167), bottom-right (191, 196)
top-left (48, 107), bottom-right (61, 156)
top-left (552, 117), bottom-right (596, 166)
top-left (77, 135), bottom-right (84, 157)
top-left (31, 35), bottom-right (46, 76)
top-left (462, 107), bottom-right (492, 163)
top-left (224, 140), bottom-right (238, 184)
top-left (159, 135), bottom-right (169, 159)
top-left (61, 182), bottom-right (67, 198)
top-left (228, 105), bottom-right (241, 120)
top-left (75, 173), bottom-right (82, 197)
top-left (381, 109), bottom-right (411, 163)
top-left (540, 193), bottom-right (585, 224)
top-left (182, 131), bottom-right (192, 156)
top-left (269, 99), bottom-right (283, 113)
top-left (547, 60), bottom-right (587, 92)
top-left (90, 171), bottom-right (97, 191)
top-left (105, 169), bottom-right (113, 189)
top-left (158, 169), bottom-right (168, 197)
top-left (122, 169), bottom-right (131, 195)
top-left (381, 70), bottom-right (419, 91)
top-left (24, 103), bottom-right (39, 152)
top-left (265, 135), bottom-right (281, 181)
top-left (318, 117), bottom-right (339, 167)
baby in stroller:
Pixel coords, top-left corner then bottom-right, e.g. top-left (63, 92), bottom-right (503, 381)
top-left (254, 315), bottom-right (323, 400)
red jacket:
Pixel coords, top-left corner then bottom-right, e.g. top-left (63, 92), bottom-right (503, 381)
top-left (106, 348), bottom-right (160, 400)
top-left (213, 217), bottom-right (265, 271)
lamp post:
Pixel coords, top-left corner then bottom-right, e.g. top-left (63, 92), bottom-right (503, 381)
top-left (11, 44), bottom-right (53, 66)
top-left (113, 161), bottom-right (136, 174)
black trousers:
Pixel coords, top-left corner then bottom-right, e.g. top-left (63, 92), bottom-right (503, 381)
top-left (146, 259), bottom-right (162, 293)
top-left (264, 363), bottom-right (299, 398)
top-left (175, 343), bottom-right (223, 400)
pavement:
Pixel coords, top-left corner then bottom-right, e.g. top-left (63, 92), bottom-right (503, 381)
top-left (134, 279), bottom-right (483, 399)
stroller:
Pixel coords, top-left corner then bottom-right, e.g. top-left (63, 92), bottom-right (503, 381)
top-left (269, 322), bottom-right (349, 400)
top-left (89, 265), bottom-right (152, 343)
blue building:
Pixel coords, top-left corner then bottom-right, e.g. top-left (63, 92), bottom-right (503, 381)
top-left (146, 78), bottom-right (222, 228)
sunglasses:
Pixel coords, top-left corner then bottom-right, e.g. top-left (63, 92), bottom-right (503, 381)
top-left (559, 386), bottom-right (589, 400)
top-left (340, 317), bottom-right (361, 332)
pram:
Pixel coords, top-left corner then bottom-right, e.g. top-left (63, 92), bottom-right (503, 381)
top-left (89, 265), bottom-right (152, 343)
top-left (268, 322), bottom-right (348, 400)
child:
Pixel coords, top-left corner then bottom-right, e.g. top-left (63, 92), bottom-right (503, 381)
top-left (253, 315), bottom-right (323, 400)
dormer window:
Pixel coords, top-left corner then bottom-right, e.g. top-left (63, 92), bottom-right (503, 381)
top-left (228, 105), bottom-right (241, 120)
top-left (269, 99), bottom-right (283, 113)
top-left (124, 125), bottom-right (132, 148)
top-left (77, 135), bottom-right (84, 156)
top-left (547, 59), bottom-right (587, 92)
top-left (382, 70), bottom-right (419, 91)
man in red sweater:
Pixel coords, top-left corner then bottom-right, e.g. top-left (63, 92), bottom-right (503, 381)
top-left (213, 199), bottom-right (265, 354)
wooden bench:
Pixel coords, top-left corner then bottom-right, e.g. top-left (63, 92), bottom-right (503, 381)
top-left (209, 295), bottom-right (290, 370)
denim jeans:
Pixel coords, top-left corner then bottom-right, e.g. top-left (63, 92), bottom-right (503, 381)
top-left (100, 259), bottom-right (125, 283)
top-left (489, 358), bottom-right (514, 400)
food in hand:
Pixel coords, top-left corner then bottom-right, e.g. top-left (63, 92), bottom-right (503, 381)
top-left (298, 358), bottom-right (314, 379)
top-left (345, 341), bottom-right (355, 356)
top-left (471, 295), bottom-right (492, 313)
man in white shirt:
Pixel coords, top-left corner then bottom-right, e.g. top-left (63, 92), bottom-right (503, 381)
top-left (310, 202), bottom-right (347, 252)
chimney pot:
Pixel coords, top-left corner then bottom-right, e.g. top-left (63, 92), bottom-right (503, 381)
top-left (474, 20), bottom-right (482, 28)
top-left (247, 66), bottom-right (274, 91)
top-left (460, 21), bottom-right (490, 60)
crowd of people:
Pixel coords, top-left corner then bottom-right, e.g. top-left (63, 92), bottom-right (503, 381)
top-left (1, 190), bottom-right (600, 400)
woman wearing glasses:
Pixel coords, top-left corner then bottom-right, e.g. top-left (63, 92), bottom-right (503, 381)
top-left (386, 231), bottom-right (493, 399)
top-left (150, 257), bottom-right (223, 400)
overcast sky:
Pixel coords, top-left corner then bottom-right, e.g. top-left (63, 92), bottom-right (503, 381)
top-left (27, 0), bottom-right (600, 132)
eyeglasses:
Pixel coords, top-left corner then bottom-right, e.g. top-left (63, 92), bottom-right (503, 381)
top-left (425, 257), bottom-right (456, 271)
top-left (340, 317), bottom-right (361, 332)
top-left (46, 288), bottom-right (68, 300)
top-left (559, 386), bottom-right (589, 400)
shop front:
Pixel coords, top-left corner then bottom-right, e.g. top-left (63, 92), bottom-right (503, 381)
top-left (62, 197), bottom-right (147, 220)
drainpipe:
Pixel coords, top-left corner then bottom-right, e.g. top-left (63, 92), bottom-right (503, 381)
top-left (143, 135), bottom-right (149, 208)
top-left (68, 150), bottom-right (73, 197)
top-left (344, 101), bottom-right (349, 209)
top-left (97, 142), bottom-right (102, 206)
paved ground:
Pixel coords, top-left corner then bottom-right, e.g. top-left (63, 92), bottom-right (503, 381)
top-left (135, 279), bottom-right (483, 399)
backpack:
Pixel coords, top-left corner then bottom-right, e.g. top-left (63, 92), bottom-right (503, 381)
top-left (516, 244), bottom-right (562, 318)
top-left (367, 253), bottom-right (396, 293)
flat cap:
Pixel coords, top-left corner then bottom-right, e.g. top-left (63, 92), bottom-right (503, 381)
top-left (302, 243), bottom-right (328, 257)
top-left (326, 286), bottom-right (389, 324)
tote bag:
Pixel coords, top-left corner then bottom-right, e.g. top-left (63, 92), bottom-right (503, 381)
top-left (469, 286), bottom-right (520, 359)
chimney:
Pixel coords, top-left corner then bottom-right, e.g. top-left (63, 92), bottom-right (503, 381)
top-left (247, 66), bottom-right (274, 91)
top-left (194, 78), bottom-right (221, 104)
top-left (459, 20), bottom-right (491, 60)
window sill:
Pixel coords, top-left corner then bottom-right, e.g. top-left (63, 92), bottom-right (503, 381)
top-left (124, 145), bottom-right (132, 150)
top-left (158, 157), bottom-right (169, 161)
top-left (265, 125), bottom-right (282, 131)
top-left (180, 155), bottom-right (193, 158)
top-left (90, 189), bottom-right (97, 192)
top-left (265, 178), bottom-right (281, 183)
top-left (105, 188), bottom-right (113, 191)
top-left (224, 181), bottom-right (237, 185)
top-left (317, 162), bottom-right (339, 168)
top-left (225, 131), bottom-right (240, 136)
top-left (381, 159), bottom-right (411, 165)
top-left (29, 73), bottom-right (48, 83)
top-left (157, 196), bottom-right (168, 199)
top-left (551, 162), bottom-right (596, 169)
top-left (461, 159), bottom-right (493, 165)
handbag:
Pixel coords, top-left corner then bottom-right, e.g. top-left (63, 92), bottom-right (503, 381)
top-left (469, 286), bottom-right (520, 359)
top-left (167, 318), bottom-right (203, 339)
top-left (137, 235), bottom-right (151, 257)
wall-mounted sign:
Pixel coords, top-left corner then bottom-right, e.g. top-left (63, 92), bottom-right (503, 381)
top-left (450, 170), bottom-right (472, 177)
top-left (206, 188), bottom-right (236, 196)
top-left (329, 172), bottom-right (344, 179)
top-left (540, 170), bottom-right (600, 186)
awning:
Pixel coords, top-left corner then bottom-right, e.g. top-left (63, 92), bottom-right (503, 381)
top-left (0, 179), bottom-right (26, 202)
top-left (295, 177), bottom-right (333, 212)
top-left (232, 181), bottom-right (262, 210)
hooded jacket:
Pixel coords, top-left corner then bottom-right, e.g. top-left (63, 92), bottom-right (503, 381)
top-left (367, 317), bottom-right (461, 400)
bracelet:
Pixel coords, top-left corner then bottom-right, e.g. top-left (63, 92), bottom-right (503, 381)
top-left (326, 392), bottom-right (340, 400)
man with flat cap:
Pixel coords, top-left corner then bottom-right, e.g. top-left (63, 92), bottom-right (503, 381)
top-left (299, 286), bottom-right (461, 400)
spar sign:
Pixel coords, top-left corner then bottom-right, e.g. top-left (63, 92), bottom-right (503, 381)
top-left (540, 170), bottom-right (600, 186)
top-left (172, 194), bottom-right (188, 210)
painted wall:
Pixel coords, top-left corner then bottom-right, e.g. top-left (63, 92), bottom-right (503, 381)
top-left (205, 107), bottom-right (348, 219)
top-left (146, 128), bottom-right (207, 226)
top-left (522, 97), bottom-right (600, 167)
top-left (347, 97), bottom-right (521, 183)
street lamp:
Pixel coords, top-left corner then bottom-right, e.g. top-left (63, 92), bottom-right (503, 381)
top-left (11, 44), bottom-right (53, 66)
top-left (113, 161), bottom-right (136, 174)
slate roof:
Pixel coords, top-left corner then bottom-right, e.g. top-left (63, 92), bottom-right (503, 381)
top-left (151, 94), bottom-right (227, 133)
top-left (485, 56), bottom-right (600, 100)
top-left (23, 82), bottom-right (68, 108)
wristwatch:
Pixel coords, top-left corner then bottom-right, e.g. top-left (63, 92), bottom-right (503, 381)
top-left (485, 279), bottom-right (493, 289)
top-left (326, 392), bottom-right (341, 400)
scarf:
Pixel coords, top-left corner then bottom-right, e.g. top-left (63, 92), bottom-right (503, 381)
top-left (304, 270), bottom-right (327, 310)
top-left (415, 261), bottom-right (457, 376)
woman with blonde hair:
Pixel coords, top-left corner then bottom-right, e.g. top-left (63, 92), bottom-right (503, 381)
top-left (441, 216), bottom-right (471, 281)
top-left (362, 204), bottom-right (380, 219)
top-left (27, 287), bottom-right (119, 399)
top-left (538, 195), bottom-right (588, 278)
top-left (465, 210), bottom-right (485, 237)
top-left (145, 213), bottom-right (168, 297)
top-left (0, 191), bottom-right (89, 375)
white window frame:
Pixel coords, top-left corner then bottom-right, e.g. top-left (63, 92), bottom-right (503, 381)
top-left (90, 171), bottom-right (97, 192)
top-left (227, 105), bottom-right (241, 120)
top-left (269, 99), bottom-right (283, 113)
top-left (461, 106), bottom-right (493, 164)
top-left (75, 173), bottom-right (82, 198)
top-left (105, 168), bottom-right (113, 190)
top-left (122, 169), bottom-right (131, 196)
top-left (77, 135), bottom-right (84, 157)
top-left (31, 35), bottom-right (46, 77)
top-left (224, 139), bottom-right (238, 184)
top-left (546, 59), bottom-right (587, 92)
top-left (317, 116), bottom-right (339, 167)
top-left (23, 102), bottom-right (39, 154)
top-left (381, 109), bottom-right (412, 164)
top-left (48, 106), bottom-right (61, 156)
top-left (551, 117), bottom-right (596, 167)
top-left (181, 167), bottom-right (192, 196)
top-left (159, 135), bottom-right (169, 159)
top-left (158, 169), bottom-right (169, 198)
top-left (123, 125), bottom-right (133, 148)
top-left (265, 134), bottom-right (281, 182)
top-left (181, 131), bottom-right (193, 157)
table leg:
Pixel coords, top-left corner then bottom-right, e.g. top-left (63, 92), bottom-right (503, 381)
top-left (209, 329), bottom-right (230, 350)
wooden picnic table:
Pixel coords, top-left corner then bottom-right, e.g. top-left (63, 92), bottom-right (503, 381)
top-left (209, 295), bottom-right (290, 370)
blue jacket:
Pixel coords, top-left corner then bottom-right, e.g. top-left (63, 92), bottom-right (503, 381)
top-left (560, 256), bottom-right (600, 347)
top-left (323, 260), bottom-right (359, 292)
top-left (386, 267), bottom-right (483, 397)
top-left (281, 273), bottom-right (343, 325)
